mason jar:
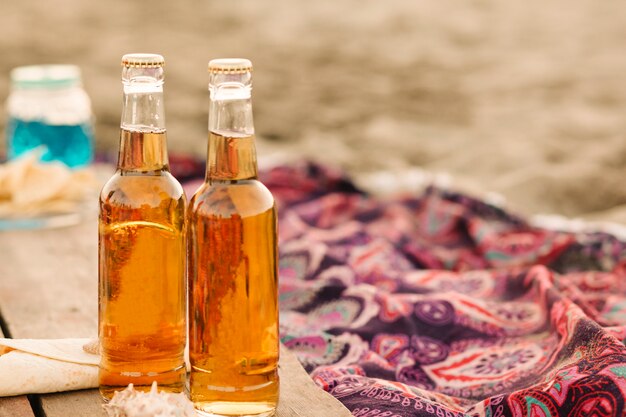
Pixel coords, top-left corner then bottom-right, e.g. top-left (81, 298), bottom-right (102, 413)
top-left (6, 65), bottom-right (94, 168)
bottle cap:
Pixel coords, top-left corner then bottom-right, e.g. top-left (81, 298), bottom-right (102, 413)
top-left (121, 53), bottom-right (165, 68)
top-left (208, 58), bottom-right (253, 74)
top-left (10, 65), bottom-right (82, 89)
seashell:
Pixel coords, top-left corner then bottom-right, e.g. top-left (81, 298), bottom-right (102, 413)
top-left (103, 382), bottom-right (197, 417)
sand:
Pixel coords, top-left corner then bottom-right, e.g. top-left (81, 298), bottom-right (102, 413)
top-left (1, 0), bottom-right (626, 223)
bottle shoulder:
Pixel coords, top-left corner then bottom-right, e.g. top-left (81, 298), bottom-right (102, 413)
top-left (100, 170), bottom-right (186, 208)
top-left (189, 179), bottom-right (275, 218)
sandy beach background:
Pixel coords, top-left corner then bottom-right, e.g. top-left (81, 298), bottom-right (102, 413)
top-left (1, 0), bottom-right (626, 223)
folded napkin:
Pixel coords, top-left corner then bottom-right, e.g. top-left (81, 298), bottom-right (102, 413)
top-left (0, 338), bottom-right (98, 396)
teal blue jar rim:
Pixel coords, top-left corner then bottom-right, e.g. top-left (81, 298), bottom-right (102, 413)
top-left (10, 64), bottom-right (82, 89)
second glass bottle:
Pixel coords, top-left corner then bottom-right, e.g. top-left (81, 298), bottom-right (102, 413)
top-left (188, 58), bottom-right (280, 417)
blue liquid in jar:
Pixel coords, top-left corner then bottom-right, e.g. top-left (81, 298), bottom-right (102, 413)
top-left (7, 117), bottom-right (94, 168)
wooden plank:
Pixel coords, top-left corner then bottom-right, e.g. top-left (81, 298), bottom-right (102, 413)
top-left (40, 389), bottom-right (104, 417)
top-left (277, 345), bottom-right (352, 416)
top-left (0, 220), bottom-right (98, 339)
top-left (0, 213), bottom-right (351, 416)
top-left (0, 396), bottom-right (35, 417)
top-left (0, 327), bottom-right (36, 417)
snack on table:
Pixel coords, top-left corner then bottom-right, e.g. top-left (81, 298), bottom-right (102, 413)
top-left (0, 149), bottom-right (98, 218)
top-left (103, 382), bottom-right (197, 417)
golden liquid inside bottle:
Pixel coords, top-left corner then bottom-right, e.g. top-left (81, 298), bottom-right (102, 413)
top-left (188, 131), bottom-right (279, 417)
top-left (99, 129), bottom-right (186, 400)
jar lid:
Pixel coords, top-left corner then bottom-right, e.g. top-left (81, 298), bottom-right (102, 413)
top-left (208, 58), bottom-right (253, 74)
top-left (10, 65), bottom-right (82, 89)
top-left (122, 53), bottom-right (165, 68)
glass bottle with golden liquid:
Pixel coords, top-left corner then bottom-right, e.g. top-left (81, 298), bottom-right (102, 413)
top-left (188, 59), bottom-right (279, 416)
top-left (98, 53), bottom-right (187, 400)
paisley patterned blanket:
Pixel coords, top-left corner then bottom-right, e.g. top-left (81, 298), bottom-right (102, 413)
top-left (260, 161), bottom-right (626, 417)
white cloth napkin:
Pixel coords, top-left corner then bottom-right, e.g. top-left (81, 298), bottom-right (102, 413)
top-left (0, 338), bottom-right (98, 396)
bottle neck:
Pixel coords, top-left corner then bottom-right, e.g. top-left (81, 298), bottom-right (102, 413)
top-left (118, 86), bottom-right (169, 172)
top-left (206, 97), bottom-right (257, 181)
top-left (117, 128), bottom-right (169, 172)
top-left (121, 84), bottom-right (165, 131)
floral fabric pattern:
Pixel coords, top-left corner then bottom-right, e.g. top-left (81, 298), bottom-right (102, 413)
top-left (260, 161), bottom-right (626, 417)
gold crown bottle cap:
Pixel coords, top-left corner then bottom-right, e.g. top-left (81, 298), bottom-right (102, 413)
top-left (121, 53), bottom-right (165, 68)
top-left (208, 58), bottom-right (253, 74)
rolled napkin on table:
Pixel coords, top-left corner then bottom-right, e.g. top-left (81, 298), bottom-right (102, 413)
top-left (0, 338), bottom-right (98, 396)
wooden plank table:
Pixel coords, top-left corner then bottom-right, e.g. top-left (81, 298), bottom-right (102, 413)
top-left (0, 214), bottom-right (351, 417)
top-left (0, 329), bottom-right (35, 417)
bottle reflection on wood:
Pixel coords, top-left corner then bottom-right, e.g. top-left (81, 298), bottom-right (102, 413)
top-left (98, 54), bottom-right (186, 400)
top-left (188, 60), bottom-right (279, 417)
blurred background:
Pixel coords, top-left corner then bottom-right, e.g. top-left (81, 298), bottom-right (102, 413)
top-left (2, 0), bottom-right (626, 222)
